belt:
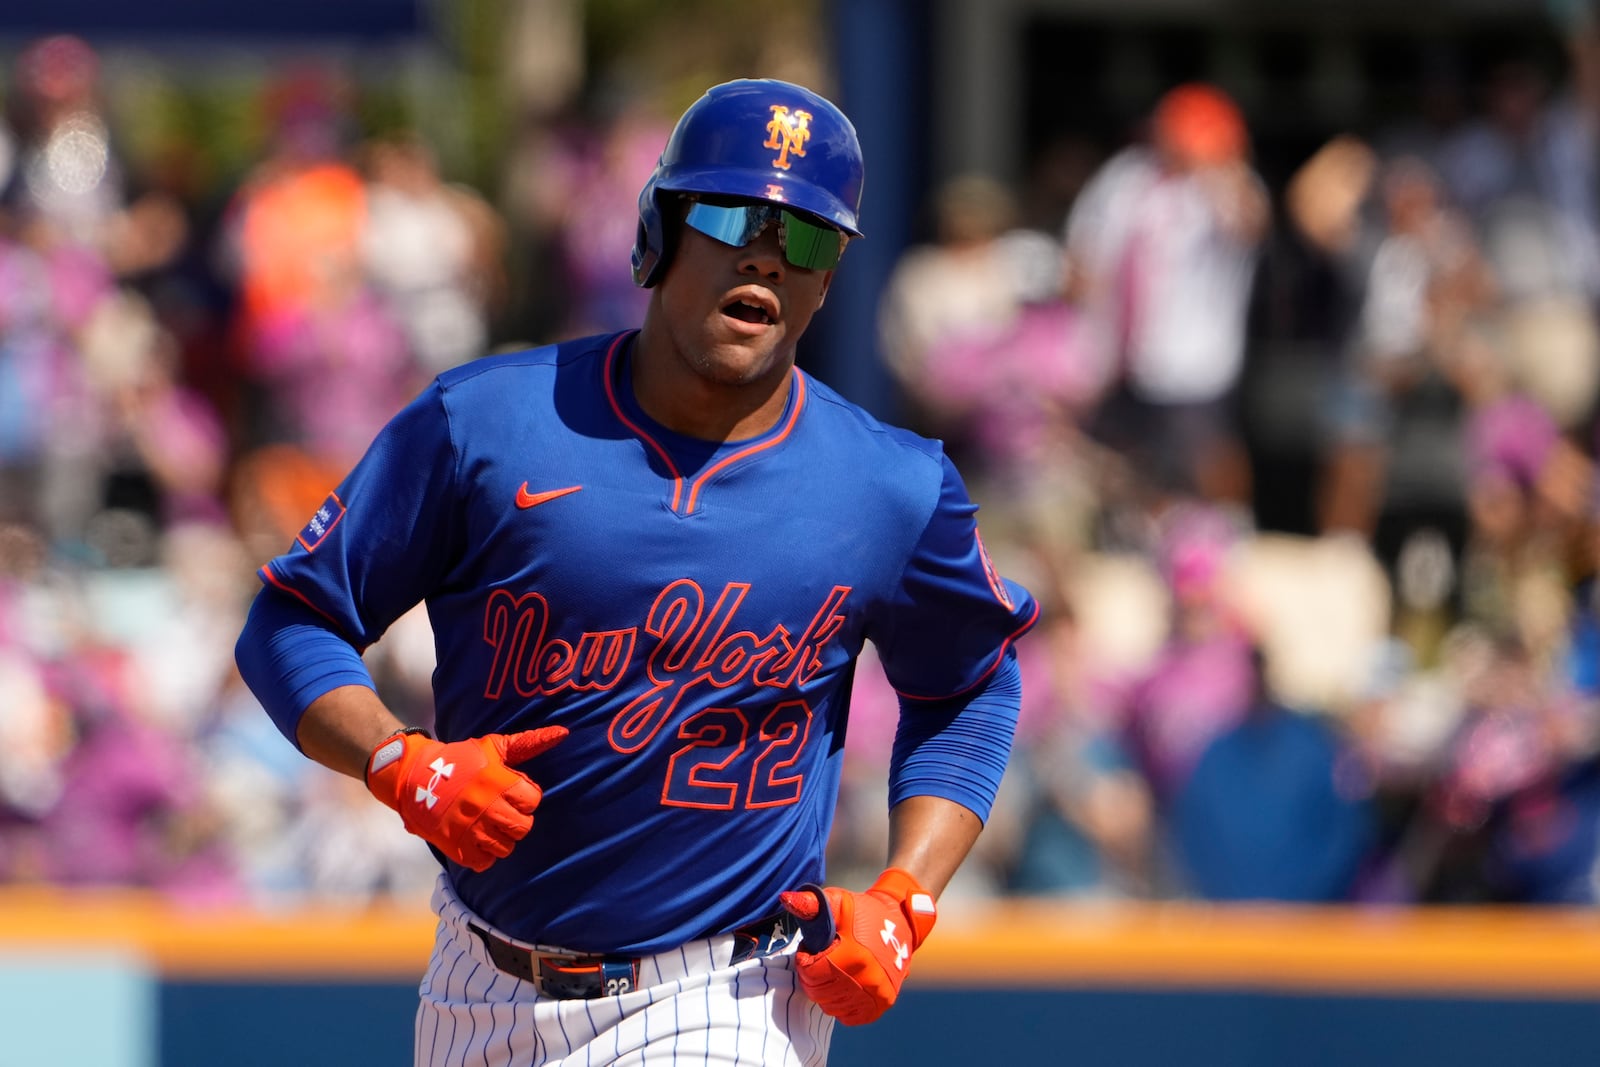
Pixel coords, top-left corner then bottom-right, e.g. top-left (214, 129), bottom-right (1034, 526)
top-left (469, 911), bottom-right (802, 1000)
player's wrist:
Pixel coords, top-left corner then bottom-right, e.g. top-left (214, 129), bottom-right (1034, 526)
top-left (365, 727), bottom-right (433, 790)
top-left (869, 867), bottom-right (937, 947)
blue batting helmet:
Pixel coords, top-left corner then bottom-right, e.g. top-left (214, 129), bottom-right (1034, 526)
top-left (631, 78), bottom-right (865, 287)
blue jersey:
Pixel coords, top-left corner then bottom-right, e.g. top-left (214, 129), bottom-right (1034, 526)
top-left (255, 331), bottom-right (1036, 952)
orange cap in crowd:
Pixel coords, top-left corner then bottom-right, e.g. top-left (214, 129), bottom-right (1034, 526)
top-left (1153, 83), bottom-right (1248, 166)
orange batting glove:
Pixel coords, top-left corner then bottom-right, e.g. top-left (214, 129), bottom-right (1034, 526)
top-left (779, 867), bottom-right (938, 1026)
top-left (365, 726), bottom-right (567, 872)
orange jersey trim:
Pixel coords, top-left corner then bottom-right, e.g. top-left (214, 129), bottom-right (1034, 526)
top-left (603, 333), bottom-right (684, 512)
top-left (684, 372), bottom-right (806, 515)
top-left (602, 332), bottom-right (806, 516)
top-left (258, 563), bottom-right (366, 650)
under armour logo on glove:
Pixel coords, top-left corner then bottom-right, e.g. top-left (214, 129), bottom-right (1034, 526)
top-left (366, 727), bottom-right (567, 871)
top-left (879, 920), bottom-right (909, 970)
top-left (417, 758), bottom-right (455, 809)
top-left (780, 867), bottom-right (937, 1025)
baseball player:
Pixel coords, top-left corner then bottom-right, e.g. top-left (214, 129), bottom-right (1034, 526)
top-left (235, 78), bottom-right (1038, 1066)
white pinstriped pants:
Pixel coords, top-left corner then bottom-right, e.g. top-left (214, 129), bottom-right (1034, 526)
top-left (416, 877), bottom-right (834, 1066)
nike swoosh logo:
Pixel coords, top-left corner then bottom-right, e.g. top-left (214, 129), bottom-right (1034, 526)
top-left (516, 483), bottom-right (583, 509)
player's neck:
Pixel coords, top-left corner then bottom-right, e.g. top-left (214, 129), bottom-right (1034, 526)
top-left (628, 330), bottom-right (795, 443)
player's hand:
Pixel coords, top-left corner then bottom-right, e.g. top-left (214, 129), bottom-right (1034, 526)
top-left (365, 727), bottom-right (567, 872)
top-left (779, 867), bottom-right (937, 1025)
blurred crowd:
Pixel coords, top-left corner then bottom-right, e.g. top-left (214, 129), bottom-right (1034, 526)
top-left (0, 34), bottom-right (671, 908)
top-left (4, 18), bottom-right (1600, 913)
top-left (845, 9), bottom-right (1600, 908)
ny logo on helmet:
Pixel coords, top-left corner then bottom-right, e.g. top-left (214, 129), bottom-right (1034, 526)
top-left (764, 106), bottom-right (812, 170)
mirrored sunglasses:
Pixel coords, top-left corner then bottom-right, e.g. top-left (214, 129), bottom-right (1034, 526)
top-left (683, 200), bottom-right (847, 271)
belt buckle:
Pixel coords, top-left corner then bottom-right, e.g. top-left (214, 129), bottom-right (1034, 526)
top-left (537, 954), bottom-right (640, 1000)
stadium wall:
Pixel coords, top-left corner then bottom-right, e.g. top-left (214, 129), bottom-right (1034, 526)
top-left (2, 892), bottom-right (1598, 1066)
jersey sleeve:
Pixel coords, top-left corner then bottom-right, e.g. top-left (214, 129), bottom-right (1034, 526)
top-left (255, 380), bottom-right (464, 648)
top-left (887, 648), bottom-right (1022, 821)
top-left (869, 453), bottom-right (1039, 699)
top-left (234, 586), bottom-right (378, 748)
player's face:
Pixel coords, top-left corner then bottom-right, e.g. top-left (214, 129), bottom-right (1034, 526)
top-left (652, 203), bottom-right (837, 388)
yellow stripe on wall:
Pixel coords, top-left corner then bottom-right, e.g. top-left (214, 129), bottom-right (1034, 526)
top-left (918, 901), bottom-right (1600, 997)
top-left (0, 889), bottom-right (435, 979)
top-left (2, 890), bottom-right (1599, 997)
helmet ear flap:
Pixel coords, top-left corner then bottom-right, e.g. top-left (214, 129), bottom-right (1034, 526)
top-left (631, 217), bottom-right (660, 288)
top-left (636, 185), bottom-right (688, 287)
top-left (631, 178), bottom-right (675, 287)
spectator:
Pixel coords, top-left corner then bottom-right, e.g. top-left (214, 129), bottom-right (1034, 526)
top-left (80, 291), bottom-right (230, 539)
top-left (1405, 631), bottom-right (1599, 902)
top-left (1065, 82), bottom-right (1270, 510)
top-left (1483, 750), bottom-right (1600, 904)
top-left (31, 641), bottom-right (239, 902)
top-left (515, 94), bottom-right (667, 338)
top-left (1008, 611), bottom-right (1158, 899)
top-left (1245, 133), bottom-right (1379, 537)
top-left (222, 69), bottom-right (416, 468)
top-left (360, 134), bottom-right (503, 376)
top-left (1, 35), bottom-right (125, 247)
top-left (0, 208), bottom-right (125, 550)
top-left (879, 173), bottom-right (1089, 453)
top-left (1172, 651), bottom-right (1377, 902)
top-left (879, 173), bottom-right (1107, 597)
top-left (1434, 11), bottom-right (1600, 306)
top-left (1349, 155), bottom-right (1500, 649)
top-left (1116, 502), bottom-right (1258, 810)
top-left (1460, 385), bottom-right (1593, 658)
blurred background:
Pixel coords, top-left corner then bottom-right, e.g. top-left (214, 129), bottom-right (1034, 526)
top-left (3, 0), bottom-right (1600, 1063)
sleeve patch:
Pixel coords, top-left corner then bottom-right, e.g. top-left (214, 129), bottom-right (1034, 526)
top-left (296, 492), bottom-right (346, 552)
top-left (976, 530), bottom-right (1014, 610)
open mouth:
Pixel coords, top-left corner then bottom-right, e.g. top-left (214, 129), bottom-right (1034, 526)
top-left (722, 297), bottom-right (775, 325)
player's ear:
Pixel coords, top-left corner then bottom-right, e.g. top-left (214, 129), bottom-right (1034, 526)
top-left (815, 270), bottom-right (835, 308)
